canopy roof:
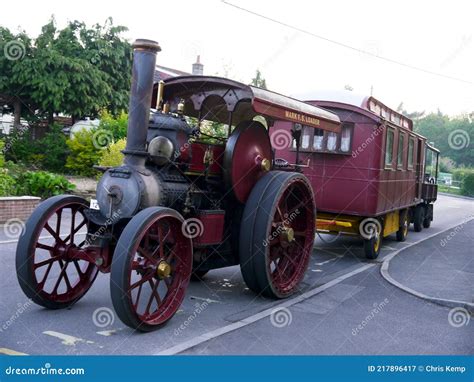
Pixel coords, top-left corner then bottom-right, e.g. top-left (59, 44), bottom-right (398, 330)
top-left (162, 76), bottom-right (340, 133)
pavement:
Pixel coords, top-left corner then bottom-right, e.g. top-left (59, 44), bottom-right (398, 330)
top-left (383, 219), bottom-right (473, 310)
top-left (0, 193), bottom-right (473, 355)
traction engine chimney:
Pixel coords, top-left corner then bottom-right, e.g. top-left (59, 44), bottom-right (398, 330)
top-left (123, 39), bottom-right (161, 167)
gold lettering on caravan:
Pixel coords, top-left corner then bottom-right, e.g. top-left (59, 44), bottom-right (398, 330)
top-left (284, 110), bottom-right (320, 126)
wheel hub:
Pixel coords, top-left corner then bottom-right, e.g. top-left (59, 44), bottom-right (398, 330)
top-left (156, 261), bottom-right (171, 279)
top-left (280, 226), bottom-right (295, 243)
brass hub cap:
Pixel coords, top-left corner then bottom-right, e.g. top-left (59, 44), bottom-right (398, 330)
top-left (156, 261), bottom-right (171, 279)
top-left (280, 226), bottom-right (295, 243)
top-left (260, 158), bottom-right (271, 172)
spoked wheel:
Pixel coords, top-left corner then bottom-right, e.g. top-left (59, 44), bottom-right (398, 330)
top-left (16, 195), bottom-right (98, 309)
top-left (240, 171), bottom-right (315, 298)
top-left (396, 211), bottom-right (409, 242)
top-left (110, 207), bottom-right (192, 331)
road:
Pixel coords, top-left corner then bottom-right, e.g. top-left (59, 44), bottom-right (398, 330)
top-left (0, 194), bottom-right (472, 355)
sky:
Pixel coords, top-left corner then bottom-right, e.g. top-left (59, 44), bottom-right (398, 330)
top-left (2, 0), bottom-right (473, 116)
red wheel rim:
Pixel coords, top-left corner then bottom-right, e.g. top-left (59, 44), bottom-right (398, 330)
top-left (30, 201), bottom-right (97, 303)
top-left (126, 215), bottom-right (192, 326)
top-left (266, 179), bottom-right (314, 295)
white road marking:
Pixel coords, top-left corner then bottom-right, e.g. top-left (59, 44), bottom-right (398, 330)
top-left (96, 329), bottom-right (121, 336)
top-left (43, 331), bottom-right (94, 346)
top-left (0, 348), bottom-right (27, 355)
top-left (156, 263), bottom-right (375, 355)
top-left (190, 296), bottom-right (222, 304)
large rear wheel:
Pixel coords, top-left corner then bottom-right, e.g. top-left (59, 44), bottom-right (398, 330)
top-left (16, 195), bottom-right (98, 309)
top-left (239, 171), bottom-right (315, 298)
top-left (414, 205), bottom-right (425, 232)
top-left (110, 207), bottom-right (192, 331)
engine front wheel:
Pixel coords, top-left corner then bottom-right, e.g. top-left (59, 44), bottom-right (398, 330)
top-left (110, 207), bottom-right (192, 331)
top-left (239, 171), bottom-right (316, 299)
top-left (16, 195), bottom-right (98, 309)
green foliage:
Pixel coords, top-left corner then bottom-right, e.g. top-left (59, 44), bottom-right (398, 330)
top-left (251, 69), bottom-right (267, 89)
top-left (0, 18), bottom-right (131, 123)
top-left (413, 112), bottom-right (473, 167)
top-left (15, 171), bottom-right (75, 198)
top-left (0, 169), bottom-right (16, 196)
top-left (451, 168), bottom-right (474, 182)
top-left (461, 173), bottom-right (474, 197)
top-left (98, 110), bottom-right (128, 141)
top-left (99, 138), bottom-right (126, 167)
top-left (4, 124), bottom-right (68, 172)
top-left (0, 139), bottom-right (5, 167)
top-left (37, 124), bottom-right (68, 172)
top-left (66, 129), bottom-right (103, 176)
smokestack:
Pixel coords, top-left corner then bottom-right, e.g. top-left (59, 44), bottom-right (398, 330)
top-left (123, 39), bottom-right (161, 167)
top-left (192, 55), bottom-right (204, 75)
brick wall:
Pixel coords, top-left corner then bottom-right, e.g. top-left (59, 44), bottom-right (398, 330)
top-left (0, 197), bottom-right (41, 223)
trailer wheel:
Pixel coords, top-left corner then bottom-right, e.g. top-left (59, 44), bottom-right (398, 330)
top-left (414, 205), bottom-right (425, 232)
top-left (239, 171), bottom-right (315, 298)
top-left (363, 231), bottom-right (382, 259)
top-left (423, 218), bottom-right (431, 229)
top-left (16, 195), bottom-right (98, 309)
top-left (396, 211), bottom-right (409, 242)
top-left (110, 207), bottom-right (192, 331)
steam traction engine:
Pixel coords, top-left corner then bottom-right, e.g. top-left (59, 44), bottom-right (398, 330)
top-left (15, 39), bottom-right (341, 331)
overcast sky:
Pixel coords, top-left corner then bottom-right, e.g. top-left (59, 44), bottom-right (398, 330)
top-left (2, 0), bottom-right (473, 116)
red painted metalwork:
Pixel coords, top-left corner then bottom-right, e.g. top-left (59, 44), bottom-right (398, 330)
top-left (274, 98), bottom-right (429, 217)
top-left (28, 199), bottom-right (98, 306)
top-left (124, 213), bottom-right (192, 326)
top-left (193, 210), bottom-right (225, 246)
top-left (266, 178), bottom-right (315, 296)
top-left (186, 142), bottom-right (225, 175)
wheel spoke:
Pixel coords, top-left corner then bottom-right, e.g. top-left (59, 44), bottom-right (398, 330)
top-left (36, 242), bottom-right (54, 251)
top-left (38, 261), bottom-right (55, 287)
top-left (52, 260), bottom-right (69, 294)
top-left (45, 223), bottom-right (62, 242)
top-left (34, 257), bottom-right (57, 269)
top-left (55, 209), bottom-right (63, 238)
top-left (128, 272), bottom-right (154, 291)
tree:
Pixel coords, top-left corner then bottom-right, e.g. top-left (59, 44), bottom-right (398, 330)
top-left (251, 69), bottom-right (267, 89)
top-left (0, 18), bottom-right (131, 126)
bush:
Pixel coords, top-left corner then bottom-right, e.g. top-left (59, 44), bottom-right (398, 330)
top-left (66, 129), bottom-right (103, 177)
top-left (99, 139), bottom-right (126, 167)
top-left (99, 110), bottom-right (128, 141)
top-left (4, 124), bottom-right (68, 173)
top-left (38, 124), bottom-right (69, 172)
top-left (460, 173), bottom-right (474, 197)
top-left (16, 171), bottom-right (75, 198)
top-left (0, 169), bottom-right (16, 196)
top-left (0, 139), bottom-right (5, 167)
top-left (452, 167), bottom-right (474, 182)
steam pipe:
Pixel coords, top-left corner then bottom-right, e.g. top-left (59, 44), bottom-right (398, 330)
top-left (123, 39), bottom-right (161, 167)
